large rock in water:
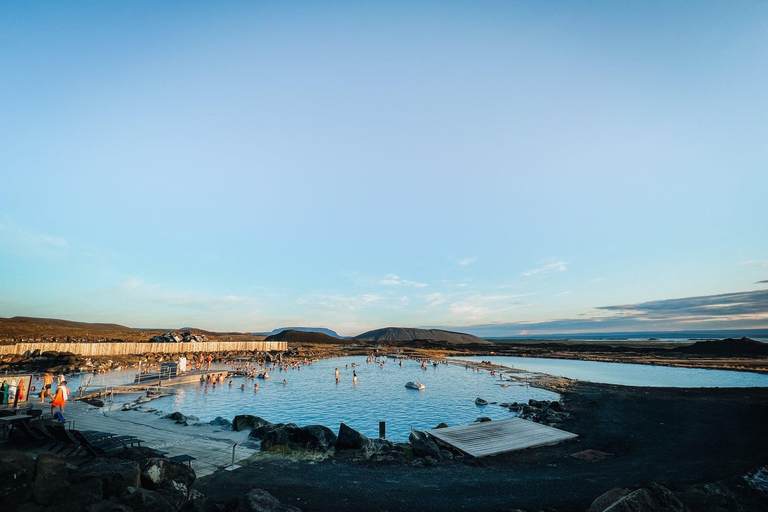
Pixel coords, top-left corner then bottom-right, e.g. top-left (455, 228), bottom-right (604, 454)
top-left (233, 415), bottom-right (272, 432)
top-left (0, 450), bottom-right (35, 510)
top-left (336, 423), bottom-right (372, 451)
top-left (31, 454), bottom-right (69, 505)
top-left (236, 488), bottom-right (302, 512)
top-left (409, 430), bottom-right (441, 459)
top-left (587, 483), bottom-right (688, 512)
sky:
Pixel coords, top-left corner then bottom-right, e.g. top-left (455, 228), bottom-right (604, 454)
top-left (1, 1), bottom-right (767, 337)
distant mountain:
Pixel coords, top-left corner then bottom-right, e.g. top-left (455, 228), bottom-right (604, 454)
top-left (354, 327), bottom-right (490, 345)
top-left (262, 327), bottom-right (342, 338)
top-left (265, 329), bottom-right (343, 343)
top-left (1, 316), bottom-right (133, 332)
top-left (672, 337), bottom-right (768, 356)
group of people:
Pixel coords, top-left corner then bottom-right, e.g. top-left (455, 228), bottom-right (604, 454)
top-left (37, 372), bottom-right (69, 418)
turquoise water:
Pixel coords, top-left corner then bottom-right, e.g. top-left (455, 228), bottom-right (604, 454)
top-left (456, 356), bottom-right (768, 388)
top-left (145, 356), bottom-right (558, 440)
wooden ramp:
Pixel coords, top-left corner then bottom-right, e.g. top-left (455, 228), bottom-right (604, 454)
top-left (426, 418), bottom-right (577, 458)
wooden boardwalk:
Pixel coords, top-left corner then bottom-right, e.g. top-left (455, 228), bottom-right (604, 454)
top-left (426, 418), bottom-right (577, 458)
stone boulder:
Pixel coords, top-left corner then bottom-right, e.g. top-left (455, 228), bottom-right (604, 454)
top-left (291, 425), bottom-right (337, 452)
top-left (122, 486), bottom-right (177, 512)
top-left (86, 501), bottom-right (133, 512)
top-left (249, 422), bottom-right (282, 440)
top-left (237, 488), bottom-right (302, 512)
top-left (336, 423), bottom-right (372, 451)
top-left (210, 416), bottom-right (232, 428)
top-left (31, 454), bottom-right (68, 505)
top-left (139, 457), bottom-right (196, 490)
top-left (409, 430), bottom-right (441, 459)
top-left (163, 412), bottom-right (188, 424)
top-left (56, 478), bottom-right (104, 512)
top-left (474, 417), bottom-right (492, 423)
top-left (678, 466), bottom-right (768, 512)
top-left (0, 450), bottom-right (35, 510)
top-left (260, 423), bottom-right (299, 451)
top-left (587, 483), bottom-right (688, 512)
top-left (434, 422), bottom-right (449, 429)
top-left (73, 458), bottom-right (141, 499)
top-left (233, 415), bottom-right (271, 432)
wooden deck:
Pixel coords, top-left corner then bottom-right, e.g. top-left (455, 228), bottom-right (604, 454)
top-left (426, 418), bottom-right (577, 458)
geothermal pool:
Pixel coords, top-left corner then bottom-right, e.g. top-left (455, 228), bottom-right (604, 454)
top-left (455, 355), bottom-right (768, 388)
top-left (141, 356), bottom-right (557, 439)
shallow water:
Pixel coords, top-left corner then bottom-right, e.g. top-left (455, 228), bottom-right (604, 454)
top-left (140, 356), bottom-right (557, 440)
top-left (455, 356), bottom-right (768, 388)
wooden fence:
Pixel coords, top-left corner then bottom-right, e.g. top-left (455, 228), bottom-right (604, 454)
top-left (0, 341), bottom-right (287, 356)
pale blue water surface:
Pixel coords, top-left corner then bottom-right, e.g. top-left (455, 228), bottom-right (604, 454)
top-left (455, 356), bottom-right (768, 388)
top-left (146, 356), bottom-right (558, 440)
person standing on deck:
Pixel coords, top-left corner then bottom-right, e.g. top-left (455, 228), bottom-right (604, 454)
top-left (51, 380), bottom-right (69, 417)
top-left (41, 372), bottom-right (53, 403)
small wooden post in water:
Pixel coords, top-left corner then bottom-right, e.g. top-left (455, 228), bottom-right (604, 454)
top-left (379, 421), bottom-right (386, 439)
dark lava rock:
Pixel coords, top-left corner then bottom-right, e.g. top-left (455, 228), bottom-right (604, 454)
top-left (336, 423), bottom-right (372, 451)
top-left (434, 422), bottom-right (449, 429)
top-left (163, 412), bottom-right (187, 424)
top-left (678, 465), bottom-right (768, 512)
top-left (370, 438), bottom-right (394, 454)
top-left (56, 478), bottom-right (103, 512)
top-left (210, 416), bottom-right (232, 428)
top-left (233, 415), bottom-right (271, 432)
top-left (548, 400), bottom-right (565, 412)
top-left (86, 501), bottom-right (133, 512)
top-left (74, 458), bottom-right (141, 498)
top-left (32, 454), bottom-right (68, 505)
top-left (237, 488), bottom-right (302, 512)
top-left (140, 457), bottom-right (196, 490)
top-left (409, 430), bottom-right (441, 459)
top-left (261, 423), bottom-right (299, 451)
top-left (249, 422), bottom-right (281, 440)
top-left (0, 450), bottom-right (35, 510)
top-left (122, 486), bottom-right (177, 512)
top-left (529, 399), bottom-right (549, 409)
top-left (587, 483), bottom-right (688, 512)
top-left (292, 425), bottom-right (337, 452)
top-left (474, 417), bottom-right (492, 423)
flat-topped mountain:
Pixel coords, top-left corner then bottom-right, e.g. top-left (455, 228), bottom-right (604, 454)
top-left (264, 327), bottom-right (341, 338)
top-left (265, 329), bottom-right (343, 343)
top-left (354, 327), bottom-right (490, 345)
top-left (672, 337), bottom-right (768, 356)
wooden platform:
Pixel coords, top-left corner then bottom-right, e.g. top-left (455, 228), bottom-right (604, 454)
top-left (426, 418), bottom-right (577, 458)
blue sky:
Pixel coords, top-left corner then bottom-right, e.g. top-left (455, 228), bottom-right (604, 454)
top-left (1, 1), bottom-right (767, 336)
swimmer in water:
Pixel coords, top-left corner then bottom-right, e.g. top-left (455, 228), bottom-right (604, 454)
top-left (282, 379), bottom-right (287, 385)
top-left (240, 384), bottom-right (245, 390)
top-left (254, 383), bottom-right (259, 391)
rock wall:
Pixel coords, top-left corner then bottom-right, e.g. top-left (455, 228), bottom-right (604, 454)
top-left (0, 341), bottom-right (287, 356)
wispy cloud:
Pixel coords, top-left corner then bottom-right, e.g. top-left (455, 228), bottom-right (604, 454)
top-left (447, 293), bottom-right (536, 322)
top-left (523, 260), bottom-right (569, 277)
top-left (447, 289), bottom-right (768, 336)
top-left (757, 280), bottom-right (768, 284)
top-left (0, 219), bottom-right (68, 255)
top-left (377, 274), bottom-right (427, 288)
top-left (424, 293), bottom-right (446, 306)
top-left (119, 277), bottom-right (261, 314)
top-left (459, 257), bottom-right (477, 266)
top-left (557, 290), bottom-right (573, 296)
top-left (742, 260), bottom-right (768, 266)
top-left (298, 292), bottom-right (384, 312)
